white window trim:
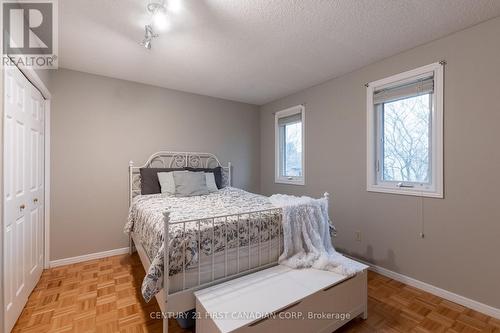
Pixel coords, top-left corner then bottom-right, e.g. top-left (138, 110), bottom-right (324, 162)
top-left (366, 62), bottom-right (444, 198)
top-left (275, 105), bottom-right (305, 185)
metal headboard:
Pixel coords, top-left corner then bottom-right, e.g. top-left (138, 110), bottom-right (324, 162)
top-left (128, 151), bottom-right (232, 204)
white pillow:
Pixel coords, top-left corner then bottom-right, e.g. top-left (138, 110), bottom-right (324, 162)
top-left (205, 173), bottom-right (218, 193)
top-left (173, 171), bottom-right (209, 197)
top-left (157, 171), bottom-right (177, 195)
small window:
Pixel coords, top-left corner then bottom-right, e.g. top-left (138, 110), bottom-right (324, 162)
top-left (367, 63), bottom-right (443, 198)
top-left (275, 105), bottom-right (305, 185)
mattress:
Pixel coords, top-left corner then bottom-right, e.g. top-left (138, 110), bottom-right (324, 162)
top-left (125, 187), bottom-right (282, 302)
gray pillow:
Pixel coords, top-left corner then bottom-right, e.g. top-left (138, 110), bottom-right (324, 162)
top-left (173, 171), bottom-right (209, 197)
top-left (205, 173), bottom-right (218, 193)
top-left (157, 171), bottom-right (177, 195)
top-left (185, 167), bottom-right (223, 189)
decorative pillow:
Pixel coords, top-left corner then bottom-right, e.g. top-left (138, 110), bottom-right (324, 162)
top-left (173, 171), bottom-right (209, 197)
top-left (140, 168), bottom-right (183, 195)
top-left (157, 171), bottom-right (178, 195)
top-left (185, 166), bottom-right (223, 189)
top-left (205, 173), bottom-right (218, 193)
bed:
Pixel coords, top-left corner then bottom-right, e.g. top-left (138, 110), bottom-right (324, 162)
top-left (126, 151), bottom-right (364, 333)
top-left (126, 187), bottom-right (283, 303)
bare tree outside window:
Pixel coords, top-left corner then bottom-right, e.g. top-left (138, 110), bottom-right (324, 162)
top-left (284, 122), bottom-right (302, 177)
top-left (382, 94), bottom-right (431, 183)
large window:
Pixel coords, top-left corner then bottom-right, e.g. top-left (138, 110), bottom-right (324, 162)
top-left (275, 105), bottom-right (305, 185)
top-left (367, 63), bottom-right (443, 197)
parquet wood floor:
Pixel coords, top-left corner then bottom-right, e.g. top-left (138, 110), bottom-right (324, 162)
top-left (12, 253), bottom-right (499, 333)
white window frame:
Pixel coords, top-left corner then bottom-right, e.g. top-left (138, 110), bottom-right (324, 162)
top-left (366, 62), bottom-right (444, 198)
top-left (275, 105), bottom-right (305, 185)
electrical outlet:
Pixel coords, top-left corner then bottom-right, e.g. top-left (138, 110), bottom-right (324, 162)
top-left (355, 231), bottom-right (362, 242)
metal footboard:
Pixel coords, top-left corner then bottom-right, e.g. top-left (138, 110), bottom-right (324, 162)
top-left (162, 207), bottom-right (283, 332)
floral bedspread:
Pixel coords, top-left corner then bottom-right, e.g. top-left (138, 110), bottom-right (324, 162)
top-left (124, 187), bottom-right (281, 302)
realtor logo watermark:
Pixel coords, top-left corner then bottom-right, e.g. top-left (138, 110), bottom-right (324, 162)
top-left (2, 0), bottom-right (58, 69)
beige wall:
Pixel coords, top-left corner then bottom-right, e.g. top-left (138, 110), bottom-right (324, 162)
top-left (50, 69), bottom-right (260, 260)
top-left (35, 69), bottom-right (51, 91)
top-left (260, 17), bottom-right (500, 308)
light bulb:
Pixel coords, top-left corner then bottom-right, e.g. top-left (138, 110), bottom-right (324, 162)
top-left (152, 9), bottom-right (169, 31)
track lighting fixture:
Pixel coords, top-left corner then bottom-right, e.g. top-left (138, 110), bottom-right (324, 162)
top-left (140, 1), bottom-right (167, 49)
top-left (140, 24), bottom-right (158, 50)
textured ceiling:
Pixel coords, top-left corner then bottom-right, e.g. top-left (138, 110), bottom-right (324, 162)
top-left (59, 0), bottom-right (500, 105)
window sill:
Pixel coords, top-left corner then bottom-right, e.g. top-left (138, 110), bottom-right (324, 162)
top-left (367, 185), bottom-right (443, 198)
top-left (275, 178), bottom-right (305, 186)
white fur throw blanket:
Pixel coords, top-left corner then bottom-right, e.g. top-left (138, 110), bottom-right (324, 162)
top-left (270, 194), bottom-right (363, 276)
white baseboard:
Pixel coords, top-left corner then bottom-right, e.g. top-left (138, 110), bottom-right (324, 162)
top-left (348, 255), bottom-right (500, 320)
top-left (49, 247), bottom-right (130, 268)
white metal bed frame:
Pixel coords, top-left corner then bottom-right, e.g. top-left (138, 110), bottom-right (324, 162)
top-left (128, 151), bottom-right (331, 332)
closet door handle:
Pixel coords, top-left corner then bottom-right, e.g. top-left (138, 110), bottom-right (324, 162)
top-left (20, 204), bottom-right (26, 210)
top-left (33, 198), bottom-right (38, 203)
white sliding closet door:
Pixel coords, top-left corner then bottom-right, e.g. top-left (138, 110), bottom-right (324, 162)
top-left (3, 65), bottom-right (45, 333)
